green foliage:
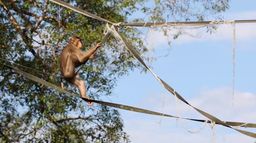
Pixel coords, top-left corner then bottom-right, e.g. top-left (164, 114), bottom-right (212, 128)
top-left (0, 0), bottom-right (229, 142)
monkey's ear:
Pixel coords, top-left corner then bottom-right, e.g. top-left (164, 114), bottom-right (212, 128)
top-left (69, 36), bottom-right (77, 45)
top-left (70, 36), bottom-right (76, 41)
top-left (73, 35), bottom-right (82, 40)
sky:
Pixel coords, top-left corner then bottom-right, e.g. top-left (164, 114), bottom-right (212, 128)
top-left (110, 1), bottom-right (256, 143)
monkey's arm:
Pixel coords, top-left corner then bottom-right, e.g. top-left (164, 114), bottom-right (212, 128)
top-left (78, 45), bottom-right (100, 63)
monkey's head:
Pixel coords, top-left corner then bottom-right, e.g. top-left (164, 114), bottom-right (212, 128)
top-left (69, 36), bottom-right (83, 49)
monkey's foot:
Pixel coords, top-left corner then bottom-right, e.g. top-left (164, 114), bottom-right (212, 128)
top-left (61, 82), bottom-right (65, 89)
top-left (81, 96), bottom-right (93, 106)
top-left (87, 101), bottom-right (93, 106)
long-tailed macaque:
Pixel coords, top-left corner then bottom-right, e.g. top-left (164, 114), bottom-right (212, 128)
top-left (60, 36), bottom-right (101, 105)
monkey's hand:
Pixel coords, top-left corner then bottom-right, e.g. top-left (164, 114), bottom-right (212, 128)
top-left (95, 43), bottom-right (101, 49)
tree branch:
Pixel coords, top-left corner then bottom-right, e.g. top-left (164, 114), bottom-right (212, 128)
top-left (0, 1), bottom-right (37, 57)
top-left (55, 116), bottom-right (92, 123)
top-left (9, 0), bottom-right (39, 18)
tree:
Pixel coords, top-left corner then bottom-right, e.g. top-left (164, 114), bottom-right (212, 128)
top-left (0, 0), bottom-right (229, 142)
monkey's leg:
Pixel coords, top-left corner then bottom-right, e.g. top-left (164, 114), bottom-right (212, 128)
top-left (71, 75), bottom-right (93, 105)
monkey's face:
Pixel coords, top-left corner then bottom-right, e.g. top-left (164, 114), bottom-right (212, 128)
top-left (71, 37), bottom-right (83, 49)
top-left (76, 40), bottom-right (83, 49)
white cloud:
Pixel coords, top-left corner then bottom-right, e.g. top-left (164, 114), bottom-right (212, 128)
top-left (226, 11), bottom-right (256, 19)
top-left (177, 23), bottom-right (256, 43)
top-left (144, 11), bottom-right (256, 49)
top-left (191, 88), bottom-right (256, 122)
top-left (140, 87), bottom-right (256, 122)
top-left (143, 29), bottom-right (170, 50)
top-left (122, 10), bottom-right (256, 143)
top-left (122, 87), bottom-right (256, 143)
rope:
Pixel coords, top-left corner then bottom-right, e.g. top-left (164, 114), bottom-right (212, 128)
top-left (186, 120), bottom-right (208, 134)
top-left (0, 57), bottom-right (49, 76)
top-left (49, 0), bottom-right (114, 25)
top-left (232, 22), bottom-right (237, 105)
top-left (121, 19), bottom-right (256, 27)
top-left (2, 62), bottom-right (256, 129)
top-left (15, 0), bottom-right (256, 137)
top-left (106, 24), bottom-right (256, 138)
top-left (49, 0), bottom-right (256, 28)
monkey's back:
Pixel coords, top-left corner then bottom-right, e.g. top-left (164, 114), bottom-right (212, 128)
top-left (60, 46), bottom-right (76, 79)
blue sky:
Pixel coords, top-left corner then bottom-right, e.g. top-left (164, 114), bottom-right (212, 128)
top-left (110, 1), bottom-right (256, 142)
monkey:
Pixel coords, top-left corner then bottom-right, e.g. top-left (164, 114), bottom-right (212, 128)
top-left (60, 36), bottom-right (101, 105)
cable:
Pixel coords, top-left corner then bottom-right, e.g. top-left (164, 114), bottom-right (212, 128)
top-left (232, 22), bottom-right (237, 105)
top-left (16, 0), bottom-right (256, 137)
top-left (49, 0), bottom-right (114, 25)
top-left (49, 0), bottom-right (256, 28)
top-left (0, 57), bottom-right (49, 76)
top-left (3, 63), bottom-right (256, 129)
top-left (121, 19), bottom-right (256, 27)
top-left (106, 24), bottom-right (256, 138)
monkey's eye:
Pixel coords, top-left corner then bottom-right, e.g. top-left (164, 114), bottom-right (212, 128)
top-left (79, 39), bottom-right (83, 45)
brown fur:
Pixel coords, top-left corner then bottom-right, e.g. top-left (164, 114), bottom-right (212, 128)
top-left (60, 36), bottom-right (101, 105)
